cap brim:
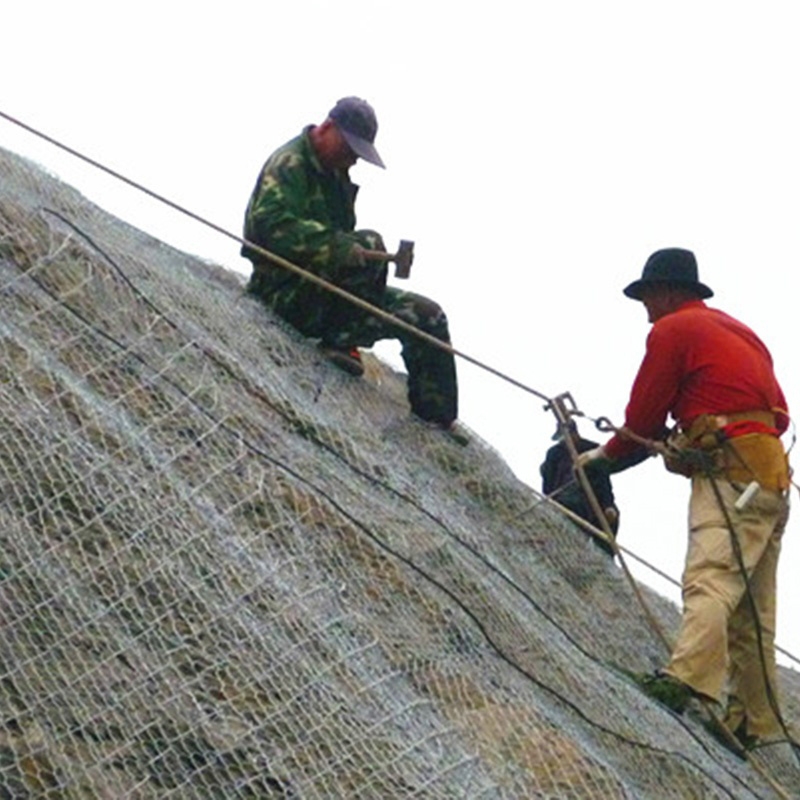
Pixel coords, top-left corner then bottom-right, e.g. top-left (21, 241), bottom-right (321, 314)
top-left (340, 130), bottom-right (385, 168)
top-left (623, 279), bottom-right (713, 300)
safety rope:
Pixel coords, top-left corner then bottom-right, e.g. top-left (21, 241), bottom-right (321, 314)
top-left (707, 462), bottom-right (798, 750)
top-left (704, 467), bottom-right (799, 789)
top-left (547, 394), bottom-right (674, 652)
top-left (0, 109), bottom-right (551, 404)
top-left (528, 484), bottom-right (800, 668)
top-left (0, 110), bottom-right (720, 655)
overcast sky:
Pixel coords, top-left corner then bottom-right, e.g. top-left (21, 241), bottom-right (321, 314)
top-left (3, 2), bottom-right (800, 664)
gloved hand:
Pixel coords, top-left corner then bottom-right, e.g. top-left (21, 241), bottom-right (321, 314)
top-left (575, 445), bottom-right (608, 470)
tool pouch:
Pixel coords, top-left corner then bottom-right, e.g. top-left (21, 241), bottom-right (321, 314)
top-left (721, 434), bottom-right (790, 492)
top-left (662, 413), bottom-right (789, 491)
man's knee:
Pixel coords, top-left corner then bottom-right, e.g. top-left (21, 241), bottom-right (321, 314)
top-left (413, 296), bottom-right (449, 337)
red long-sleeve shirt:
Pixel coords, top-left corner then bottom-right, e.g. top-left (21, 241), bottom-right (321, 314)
top-left (605, 300), bottom-right (788, 460)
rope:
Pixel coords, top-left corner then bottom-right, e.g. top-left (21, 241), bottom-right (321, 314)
top-left (531, 486), bottom-right (800, 668)
top-left (707, 469), bottom-right (799, 752)
top-left (599, 415), bottom-right (798, 738)
top-left (0, 109), bottom-right (551, 404)
top-left (548, 397), bottom-right (674, 653)
top-left (0, 109), bottom-right (712, 662)
top-left (570, 416), bottom-right (799, 794)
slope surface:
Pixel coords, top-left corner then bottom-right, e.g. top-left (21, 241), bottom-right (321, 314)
top-left (0, 147), bottom-right (798, 798)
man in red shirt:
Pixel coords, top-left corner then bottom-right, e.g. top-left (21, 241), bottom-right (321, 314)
top-left (580, 248), bottom-right (790, 750)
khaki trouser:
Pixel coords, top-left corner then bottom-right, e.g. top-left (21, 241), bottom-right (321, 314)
top-left (664, 476), bottom-right (789, 737)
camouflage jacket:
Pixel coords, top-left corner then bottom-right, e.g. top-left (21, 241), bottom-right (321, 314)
top-left (241, 126), bottom-right (362, 271)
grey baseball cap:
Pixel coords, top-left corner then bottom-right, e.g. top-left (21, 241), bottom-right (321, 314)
top-left (328, 97), bottom-right (385, 168)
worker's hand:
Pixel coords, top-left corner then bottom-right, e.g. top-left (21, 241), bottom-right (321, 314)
top-left (575, 445), bottom-right (608, 470)
top-left (349, 244), bottom-right (368, 267)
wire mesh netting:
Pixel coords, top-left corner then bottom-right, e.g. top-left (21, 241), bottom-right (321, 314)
top-left (0, 145), bottom-right (798, 798)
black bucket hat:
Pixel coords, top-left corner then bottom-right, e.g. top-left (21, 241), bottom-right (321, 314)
top-left (328, 97), bottom-right (385, 168)
top-left (623, 248), bottom-right (713, 300)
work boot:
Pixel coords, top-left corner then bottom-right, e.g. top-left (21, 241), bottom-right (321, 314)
top-left (635, 672), bottom-right (695, 714)
top-left (319, 345), bottom-right (364, 377)
top-left (731, 721), bottom-right (761, 752)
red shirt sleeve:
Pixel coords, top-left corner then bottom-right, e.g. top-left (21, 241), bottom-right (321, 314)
top-left (604, 322), bottom-right (683, 460)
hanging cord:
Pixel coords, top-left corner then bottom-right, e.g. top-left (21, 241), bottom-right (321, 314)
top-left (705, 451), bottom-right (799, 759)
top-left (526, 485), bottom-right (699, 590)
top-left (702, 465), bottom-right (800, 783)
top-left (520, 482), bottom-right (800, 668)
top-left (546, 394), bottom-right (673, 653)
top-left (582, 401), bottom-right (800, 668)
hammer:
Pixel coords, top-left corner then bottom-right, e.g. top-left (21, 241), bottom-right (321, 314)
top-left (358, 239), bottom-right (414, 278)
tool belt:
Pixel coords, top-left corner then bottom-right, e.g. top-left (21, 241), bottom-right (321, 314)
top-left (663, 410), bottom-right (790, 491)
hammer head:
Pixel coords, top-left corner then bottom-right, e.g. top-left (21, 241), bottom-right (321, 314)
top-left (393, 239), bottom-right (414, 279)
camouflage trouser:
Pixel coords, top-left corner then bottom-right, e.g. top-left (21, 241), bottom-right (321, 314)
top-left (246, 230), bottom-right (458, 426)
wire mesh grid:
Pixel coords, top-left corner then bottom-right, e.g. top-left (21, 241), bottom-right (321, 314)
top-left (0, 146), bottom-right (798, 798)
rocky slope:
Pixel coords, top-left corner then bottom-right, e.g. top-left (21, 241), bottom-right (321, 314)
top-left (0, 146), bottom-right (798, 798)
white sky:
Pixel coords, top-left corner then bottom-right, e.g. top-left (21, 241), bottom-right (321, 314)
top-left (3, 2), bottom-right (800, 666)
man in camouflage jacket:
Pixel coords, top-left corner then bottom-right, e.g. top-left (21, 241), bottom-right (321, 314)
top-left (241, 97), bottom-right (458, 428)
